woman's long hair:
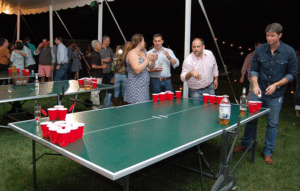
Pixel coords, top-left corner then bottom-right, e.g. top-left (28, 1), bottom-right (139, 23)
top-left (122, 34), bottom-right (144, 64)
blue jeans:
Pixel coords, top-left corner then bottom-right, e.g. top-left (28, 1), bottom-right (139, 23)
top-left (150, 78), bottom-right (173, 93)
top-left (55, 64), bottom-right (68, 81)
top-left (294, 74), bottom-right (300, 106)
top-left (114, 73), bottom-right (127, 98)
top-left (188, 83), bottom-right (215, 102)
top-left (240, 92), bottom-right (283, 156)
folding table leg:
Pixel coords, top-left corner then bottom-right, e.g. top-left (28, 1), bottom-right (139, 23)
top-left (122, 176), bottom-right (129, 191)
top-left (251, 124), bottom-right (257, 164)
top-left (32, 140), bottom-right (37, 191)
top-left (116, 176), bottom-right (129, 191)
top-left (197, 145), bottom-right (204, 191)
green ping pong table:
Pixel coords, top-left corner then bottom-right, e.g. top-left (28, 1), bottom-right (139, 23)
top-left (8, 98), bottom-right (269, 191)
top-left (1, 80), bottom-right (115, 128)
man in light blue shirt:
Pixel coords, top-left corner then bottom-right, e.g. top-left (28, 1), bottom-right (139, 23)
top-left (148, 34), bottom-right (179, 93)
top-left (54, 36), bottom-right (68, 81)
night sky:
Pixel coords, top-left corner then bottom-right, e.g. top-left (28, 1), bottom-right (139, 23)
top-left (1, 0), bottom-right (299, 69)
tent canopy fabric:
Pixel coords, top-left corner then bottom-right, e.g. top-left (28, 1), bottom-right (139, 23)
top-left (0, 0), bottom-right (113, 15)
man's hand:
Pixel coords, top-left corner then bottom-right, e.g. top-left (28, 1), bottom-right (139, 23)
top-left (102, 64), bottom-right (107, 69)
top-left (265, 84), bottom-right (277, 95)
top-left (104, 57), bottom-right (111, 63)
top-left (152, 53), bottom-right (158, 61)
top-left (56, 64), bottom-right (60, 71)
top-left (117, 68), bottom-right (122, 73)
top-left (51, 65), bottom-right (55, 72)
top-left (153, 67), bottom-right (163, 72)
top-left (240, 75), bottom-right (244, 83)
top-left (214, 78), bottom-right (218, 89)
top-left (163, 50), bottom-right (170, 59)
top-left (38, 43), bottom-right (43, 49)
top-left (14, 50), bottom-right (20, 54)
top-left (252, 84), bottom-right (262, 97)
top-left (191, 71), bottom-right (201, 80)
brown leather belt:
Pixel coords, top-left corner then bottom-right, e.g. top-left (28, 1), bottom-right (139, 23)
top-left (151, 77), bottom-right (171, 81)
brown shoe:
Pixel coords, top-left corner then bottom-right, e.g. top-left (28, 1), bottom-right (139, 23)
top-left (233, 145), bottom-right (249, 152)
top-left (264, 155), bottom-right (273, 164)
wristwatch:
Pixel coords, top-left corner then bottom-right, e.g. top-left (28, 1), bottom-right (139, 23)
top-left (168, 56), bottom-right (171, 60)
top-left (275, 82), bottom-right (280, 89)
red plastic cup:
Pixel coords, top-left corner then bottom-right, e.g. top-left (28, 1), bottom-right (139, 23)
top-left (78, 79), bottom-right (84, 88)
top-left (16, 68), bottom-right (20, 75)
top-left (54, 105), bottom-right (64, 109)
top-left (57, 129), bottom-right (70, 147)
top-left (169, 92), bottom-right (174, 101)
top-left (40, 122), bottom-right (53, 137)
top-left (65, 121), bottom-right (78, 126)
top-left (25, 69), bottom-right (29, 76)
top-left (210, 95), bottom-right (216, 104)
top-left (54, 121), bottom-right (66, 126)
top-left (159, 92), bottom-right (166, 101)
top-left (49, 126), bottom-right (61, 144)
top-left (74, 123), bottom-right (85, 139)
top-left (92, 78), bottom-right (97, 83)
top-left (59, 124), bottom-right (68, 129)
top-left (47, 108), bottom-right (57, 121)
top-left (8, 68), bottom-right (12, 75)
top-left (175, 91), bottom-right (182, 99)
top-left (165, 91), bottom-right (169, 100)
top-left (92, 82), bottom-right (97, 89)
top-left (22, 69), bottom-right (26, 76)
top-left (57, 108), bottom-right (67, 120)
top-left (152, 94), bottom-right (159, 102)
top-left (67, 126), bottom-right (78, 143)
top-left (216, 96), bottom-right (224, 104)
top-left (248, 101), bottom-right (257, 113)
top-left (255, 101), bottom-right (262, 111)
top-left (203, 93), bottom-right (210, 103)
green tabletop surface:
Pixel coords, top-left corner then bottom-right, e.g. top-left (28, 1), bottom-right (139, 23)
top-left (0, 80), bottom-right (115, 103)
top-left (8, 98), bottom-right (269, 180)
top-left (0, 71), bottom-right (35, 80)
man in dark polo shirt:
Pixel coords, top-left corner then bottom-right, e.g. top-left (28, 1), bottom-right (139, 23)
top-left (234, 23), bottom-right (298, 164)
top-left (90, 40), bottom-right (107, 110)
top-left (100, 35), bottom-right (115, 107)
top-left (34, 38), bottom-right (56, 82)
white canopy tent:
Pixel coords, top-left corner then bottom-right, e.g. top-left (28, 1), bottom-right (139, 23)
top-left (0, 0), bottom-right (192, 98)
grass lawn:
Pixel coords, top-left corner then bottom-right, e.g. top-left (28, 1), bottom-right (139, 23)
top-left (0, 72), bottom-right (300, 191)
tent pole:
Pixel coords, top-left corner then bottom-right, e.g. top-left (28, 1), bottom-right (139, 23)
top-left (98, 0), bottom-right (103, 42)
top-left (50, 5), bottom-right (54, 80)
top-left (183, 0), bottom-right (191, 98)
top-left (17, 10), bottom-right (21, 40)
top-left (49, 5), bottom-right (53, 47)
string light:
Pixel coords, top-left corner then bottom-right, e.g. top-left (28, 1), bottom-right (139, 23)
top-left (230, 44), bottom-right (234, 47)
top-left (291, 91), bottom-right (294, 94)
top-left (240, 52), bottom-right (244, 55)
top-left (215, 38), bottom-right (218, 41)
top-left (248, 48), bottom-right (251, 51)
top-left (222, 41), bottom-right (225, 44)
top-left (239, 46), bottom-right (242, 49)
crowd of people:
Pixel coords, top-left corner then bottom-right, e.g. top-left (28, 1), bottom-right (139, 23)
top-left (1, 22), bottom-right (300, 164)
